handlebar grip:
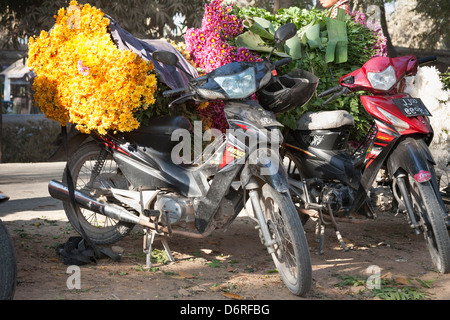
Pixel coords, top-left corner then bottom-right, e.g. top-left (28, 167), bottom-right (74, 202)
top-left (273, 58), bottom-right (292, 68)
top-left (162, 87), bottom-right (186, 97)
top-left (417, 56), bottom-right (437, 65)
top-left (318, 85), bottom-right (341, 98)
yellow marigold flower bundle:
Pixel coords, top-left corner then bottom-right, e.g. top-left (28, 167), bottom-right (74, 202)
top-left (27, 1), bottom-right (157, 135)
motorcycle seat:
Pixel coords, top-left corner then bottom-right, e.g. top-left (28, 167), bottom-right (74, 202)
top-left (296, 110), bottom-right (354, 131)
top-left (134, 115), bottom-right (192, 135)
top-left (123, 115), bottom-right (192, 153)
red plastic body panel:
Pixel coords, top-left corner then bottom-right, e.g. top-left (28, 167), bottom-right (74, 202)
top-left (360, 95), bottom-right (433, 136)
top-left (340, 55), bottom-right (418, 94)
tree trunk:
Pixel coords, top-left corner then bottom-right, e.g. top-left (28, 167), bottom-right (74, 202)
top-left (378, 1), bottom-right (397, 57)
top-left (273, 0), bottom-right (293, 14)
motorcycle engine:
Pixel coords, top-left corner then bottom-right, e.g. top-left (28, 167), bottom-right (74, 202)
top-left (321, 184), bottom-right (355, 215)
top-left (154, 193), bottom-right (236, 231)
top-left (154, 194), bottom-right (195, 227)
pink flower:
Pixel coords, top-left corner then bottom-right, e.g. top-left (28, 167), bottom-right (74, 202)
top-left (184, 0), bottom-right (259, 131)
top-left (77, 60), bottom-right (89, 76)
top-left (348, 10), bottom-right (387, 57)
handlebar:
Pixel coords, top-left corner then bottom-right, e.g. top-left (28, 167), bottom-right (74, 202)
top-left (273, 57), bottom-right (292, 68)
top-left (317, 85), bottom-right (350, 105)
top-left (417, 55), bottom-right (437, 65)
top-left (317, 85), bottom-right (341, 98)
top-left (162, 86), bottom-right (187, 98)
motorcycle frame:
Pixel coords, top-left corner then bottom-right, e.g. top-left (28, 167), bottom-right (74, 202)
top-left (85, 99), bottom-right (287, 234)
top-left (351, 94), bottom-right (434, 213)
top-left (286, 55), bottom-right (438, 216)
top-left (344, 56), bottom-right (435, 213)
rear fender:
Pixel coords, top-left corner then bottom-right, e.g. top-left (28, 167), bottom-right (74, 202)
top-left (48, 126), bottom-right (90, 161)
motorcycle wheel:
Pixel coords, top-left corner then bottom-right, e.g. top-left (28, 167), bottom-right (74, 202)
top-left (0, 220), bottom-right (16, 300)
top-left (437, 167), bottom-right (450, 214)
top-left (283, 151), bottom-right (310, 225)
top-left (408, 176), bottom-right (450, 273)
top-left (63, 141), bottom-right (135, 245)
top-left (260, 183), bottom-right (312, 296)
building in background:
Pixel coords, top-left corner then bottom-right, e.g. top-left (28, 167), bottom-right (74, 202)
top-left (0, 57), bottom-right (36, 114)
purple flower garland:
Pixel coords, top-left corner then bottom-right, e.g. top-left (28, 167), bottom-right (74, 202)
top-left (184, 0), bottom-right (260, 132)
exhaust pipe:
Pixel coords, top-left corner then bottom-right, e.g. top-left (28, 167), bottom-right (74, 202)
top-left (48, 180), bottom-right (154, 227)
top-left (48, 180), bottom-right (216, 239)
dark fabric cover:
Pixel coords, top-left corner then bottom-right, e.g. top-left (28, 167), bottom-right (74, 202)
top-left (106, 14), bottom-right (198, 89)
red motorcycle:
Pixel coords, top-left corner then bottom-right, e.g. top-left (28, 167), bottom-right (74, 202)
top-left (282, 55), bottom-right (450, 273)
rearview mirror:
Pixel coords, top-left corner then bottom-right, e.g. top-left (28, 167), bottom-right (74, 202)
top-left (274, 23), bottom-right (297, 44)
top-left (267, 23), bottom-right (297, 61)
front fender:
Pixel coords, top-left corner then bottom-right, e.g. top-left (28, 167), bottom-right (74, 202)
top-left (387, 136), bottom-right (435, 180)
top-left (241, 148), bottom-right (289, 193)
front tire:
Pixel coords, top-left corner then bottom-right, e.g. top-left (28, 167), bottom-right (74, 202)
top-left (409, 177), bottom-right (450, 273)
top-left (0, 220), bottom-right (16, 300)
top-left (260, 183), bottom-right (312, 296)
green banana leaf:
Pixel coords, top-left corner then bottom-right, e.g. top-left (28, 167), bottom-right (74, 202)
top-left (325, 9), bottom-right (348, 64)
top-left (285, 35), bottom-right (302, 60)
top-left (235, 31), bottom-right (290, 57)
top-left (246, 16), bottom-right (275, 40)
top-left (300, 18), bottom-right (322, 49)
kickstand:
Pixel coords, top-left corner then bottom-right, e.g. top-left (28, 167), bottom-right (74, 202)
top-left (313, 205), bottom-right (348, 254)
top-left (143, 229), bottom-right (175, 269)
top-left (325, 203), bottom-right (349, 252)
top-left (315, 217), bottom-right (325, 255)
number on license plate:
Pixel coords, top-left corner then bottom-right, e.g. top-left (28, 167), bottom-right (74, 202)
top-left (393, 98), bottom-right (431, 117)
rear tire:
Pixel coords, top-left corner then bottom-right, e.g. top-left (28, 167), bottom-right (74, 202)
top-left (437, 168), bottom-right (450, 216)
top-left (63, 141), bottom-right (135, 245)
top-left (408, 177), bottom-right (450, 273)
top-left (0, 220), bottom-right (16, 300)
top-left (260, 183), bottom-right (312, 296)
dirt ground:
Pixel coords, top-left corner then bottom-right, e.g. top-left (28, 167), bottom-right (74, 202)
top-left (1, 162), bottom-right (449, 302)
top-left (4, 207), bottom-right (450, 301)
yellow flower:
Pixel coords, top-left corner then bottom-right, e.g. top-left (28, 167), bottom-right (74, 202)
top-left (27, 1), bottom-right (158, 134)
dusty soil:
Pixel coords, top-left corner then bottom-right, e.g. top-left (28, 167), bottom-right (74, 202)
top-left (1, 162), bottom-right (449, 302)
top-left (5, 208), bottom-right (450, 301)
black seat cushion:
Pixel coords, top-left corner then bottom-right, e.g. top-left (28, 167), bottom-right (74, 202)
top-left (124, 116), bottom-right (192, 153)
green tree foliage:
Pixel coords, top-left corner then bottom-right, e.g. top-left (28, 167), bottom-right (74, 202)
top-left (414, 0), bottom-right (449, 49)
top-left (0, 0), bottom-right (205, 48)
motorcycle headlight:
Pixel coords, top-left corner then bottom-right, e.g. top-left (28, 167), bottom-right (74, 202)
top-left (213, 67), bottom-right (256, 99)
top-left (367, 65), bottom-right (396, 91)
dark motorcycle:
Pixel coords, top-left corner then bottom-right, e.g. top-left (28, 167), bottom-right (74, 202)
top-left (48, 23), bottom-right (318, 295)
top-left (282, 55), bottom-right (450, 273)
top-left (0, 190), bottom-right (17, 300)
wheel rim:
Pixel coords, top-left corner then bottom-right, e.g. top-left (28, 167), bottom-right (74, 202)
top-left (410, 180), bottom-right (444, 271)
top-left (72, 151), bottom-right (126, 231)
top-left (264, 196), bottom-right (299, 284)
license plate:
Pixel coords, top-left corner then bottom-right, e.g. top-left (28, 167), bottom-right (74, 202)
top-left (393, 98), bottom-right (432, 117)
